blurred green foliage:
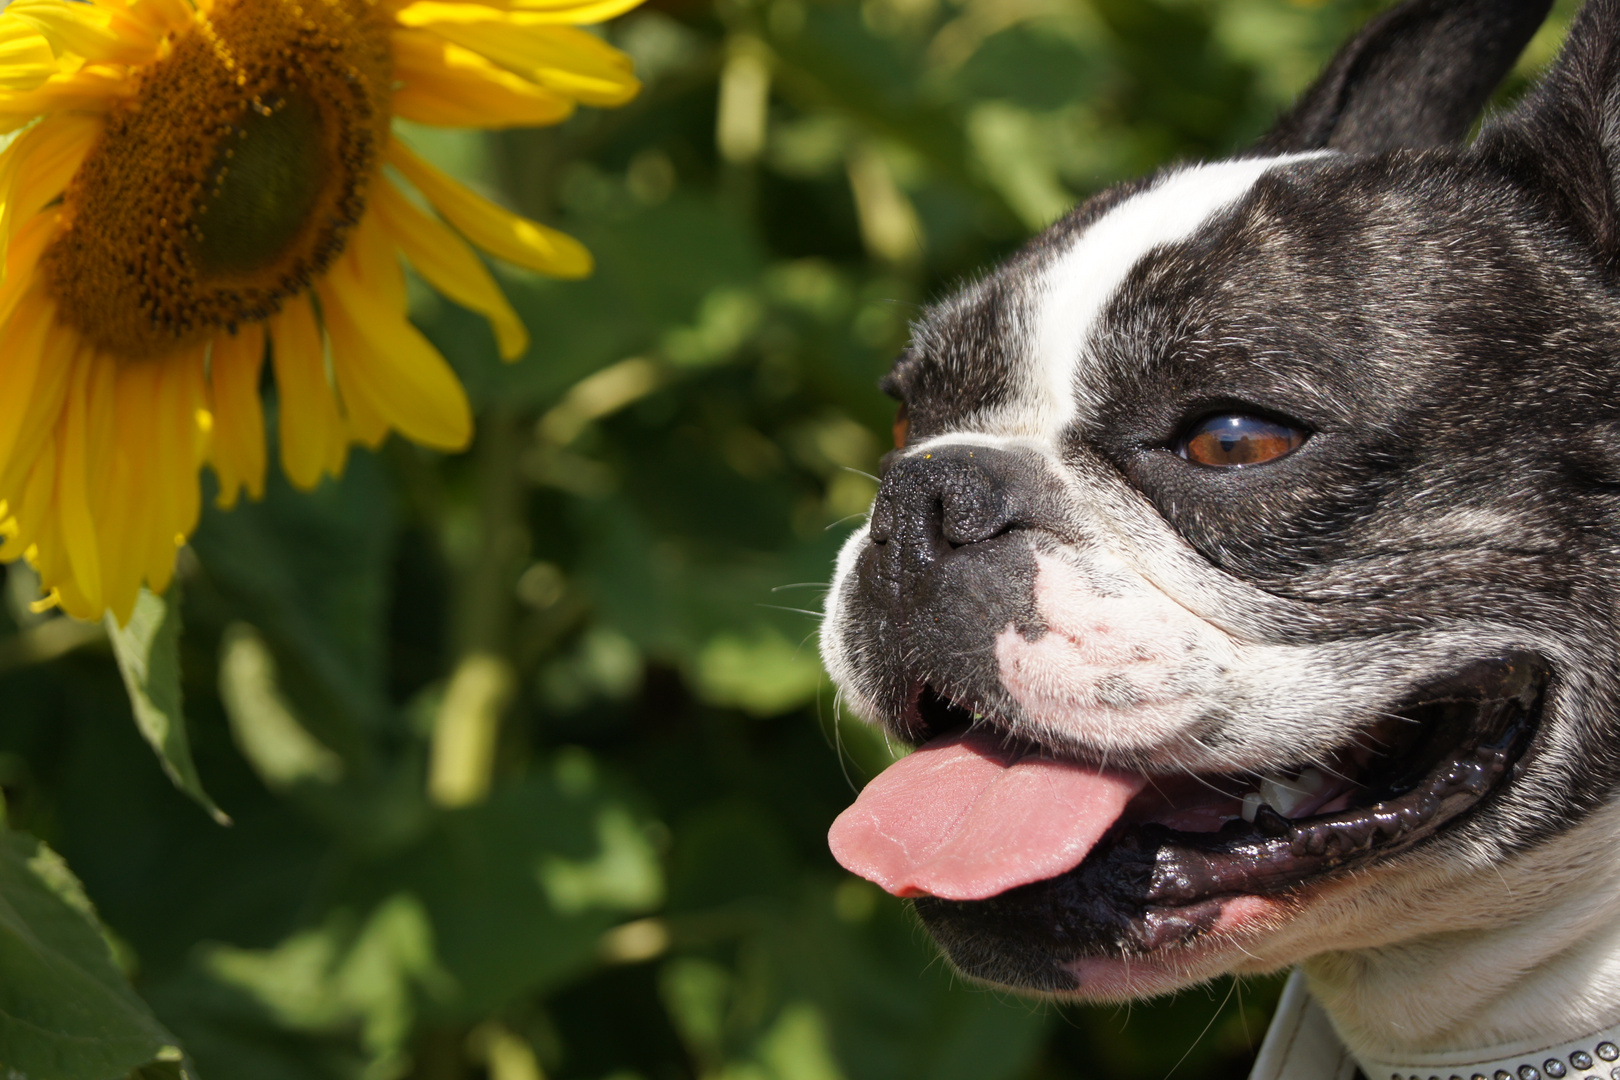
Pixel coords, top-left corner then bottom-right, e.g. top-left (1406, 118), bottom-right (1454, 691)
top-left (0, 0), bottom-right (1585, 1076)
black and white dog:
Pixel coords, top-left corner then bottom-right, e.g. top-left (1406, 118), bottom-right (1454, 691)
top-left (820, 0), bottom-right (1620, 1076)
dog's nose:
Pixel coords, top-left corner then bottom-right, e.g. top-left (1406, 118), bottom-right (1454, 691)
top-left (867, 445), bottom-right (1028, 583)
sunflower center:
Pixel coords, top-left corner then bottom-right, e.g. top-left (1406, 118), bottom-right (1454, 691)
top-left (43, 0), bottom-right (392, 360)
top-left (192, 92), bottom-right (329, 277)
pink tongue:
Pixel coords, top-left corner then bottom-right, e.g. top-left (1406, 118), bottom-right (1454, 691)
top-left (829, 731), bottom-right (1146, 901)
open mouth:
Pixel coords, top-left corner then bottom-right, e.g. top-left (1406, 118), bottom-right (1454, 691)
top-left (829, 652), bottom-right (1546, 990)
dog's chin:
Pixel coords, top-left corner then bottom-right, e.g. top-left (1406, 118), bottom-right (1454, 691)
top-left (925, 893), bottom-right (1297, 1003)
top-left (905, 652), bottom-right (1548, 996)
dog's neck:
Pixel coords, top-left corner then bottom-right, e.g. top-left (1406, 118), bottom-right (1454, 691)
top-left (1299, 808), bottom-right (1620, 1067)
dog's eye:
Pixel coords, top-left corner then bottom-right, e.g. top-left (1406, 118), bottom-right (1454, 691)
top-left (1177, 413), bottom-right (1305, 468)
top-left (893, 402), bottom-right (910, 449)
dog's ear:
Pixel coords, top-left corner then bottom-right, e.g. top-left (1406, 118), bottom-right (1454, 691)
top-left (1255, 0), bottom-right (1552, 155)
top-left (1478, 0), bottom-right (1620, 267)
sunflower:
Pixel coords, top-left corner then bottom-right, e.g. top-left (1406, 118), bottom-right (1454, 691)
top-left (0, 0), bottom-right (642, 624)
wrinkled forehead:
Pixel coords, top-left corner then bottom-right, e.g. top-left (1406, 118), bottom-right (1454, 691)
top-left (893, 152), bottom-right (1334, 445)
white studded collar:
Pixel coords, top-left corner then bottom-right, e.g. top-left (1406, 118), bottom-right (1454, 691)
top-left (1250, 971), bottom-right (1620, 1080)
top-left (1359, 1027), bottom-right (1620, 1080)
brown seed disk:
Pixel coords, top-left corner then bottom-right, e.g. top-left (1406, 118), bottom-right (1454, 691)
top-left (42, 0), bottom-right (392, 360)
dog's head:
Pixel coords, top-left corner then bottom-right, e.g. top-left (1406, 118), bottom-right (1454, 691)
top-left (822, 0), bottom-right (1620, 1005)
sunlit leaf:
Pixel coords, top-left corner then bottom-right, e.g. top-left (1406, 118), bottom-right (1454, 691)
top-left (691, 627), bottom-right (822, 716)
top-left (190, 449), bottom-right (397, 768)
top-left (105, 584), bottom-right (229, 825)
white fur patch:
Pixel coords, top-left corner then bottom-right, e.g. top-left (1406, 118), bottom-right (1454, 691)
top-left (1009, 154), bottom-right (1329, 441)
top-left (994, 551), bottom-right (1237, 753)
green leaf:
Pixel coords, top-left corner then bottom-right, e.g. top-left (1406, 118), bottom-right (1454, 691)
top-left (131, 1057), bottom-right (197, 1080)
top-left (189, 450), bottom-right (397, 770)
top-left (202, 893), bottom-right (454, 1077)
top-left (0, 827), bottom-right (190, 1080)
top-left (748, 888), bottom-right (1050, 1080)
top-left (145, 745), bottom-right (663, 1079)
top-left (366, 749), bottom-right (664, 1019)
top-left (104, 585), bottom-right (229, 826)
top-left (691, 627), bottom-right (823, 717)
top-left (217, 623), bottom-right (345, 791)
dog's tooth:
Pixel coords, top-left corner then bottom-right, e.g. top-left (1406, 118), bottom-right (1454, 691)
top-left (1241, 792), bottom-right (1263, 823)
top-left (1296, 768), bottom-right (1329, 795)
top-left (1261, 775), bottom-right (1310, 818)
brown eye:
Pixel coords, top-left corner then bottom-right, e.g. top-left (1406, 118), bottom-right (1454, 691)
top-left (893, 402), bottom-right (910, 449)
top-left (1178, 413), bottom-right (1305, 468)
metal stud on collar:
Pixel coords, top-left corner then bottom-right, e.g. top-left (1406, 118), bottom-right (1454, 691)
top-left (1376, 1037), bottom-right (1620, 1080)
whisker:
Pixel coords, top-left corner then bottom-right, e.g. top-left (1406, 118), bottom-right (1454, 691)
top-left (757, 603), bottom-right (823, 618)
top-left (1160, 974), bottom-right (1238, 1080)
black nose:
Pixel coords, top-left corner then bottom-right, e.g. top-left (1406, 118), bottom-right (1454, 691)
top-left (866, 444), bottom-right (1033, 591)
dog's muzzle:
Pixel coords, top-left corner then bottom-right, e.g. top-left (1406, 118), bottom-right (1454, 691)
top-left (833, 651), bottom-right (1548, 992)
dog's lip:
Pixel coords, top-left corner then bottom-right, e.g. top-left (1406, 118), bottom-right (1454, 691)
top-left (900, 651), bottom-right (1548, 984)
top-left (1138, 659), bottom-right (1540, 905)
top-left (1110, 657), bottom-right (1536, 840)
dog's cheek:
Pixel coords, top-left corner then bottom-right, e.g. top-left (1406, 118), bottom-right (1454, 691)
top-left (993, 553), bottom-right (1235, 752)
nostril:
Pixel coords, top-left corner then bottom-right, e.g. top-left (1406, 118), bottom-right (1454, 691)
top-left (942, 514), bottom-right (1015, 548)
top-left (940, 486), bottom-right (1014, 547)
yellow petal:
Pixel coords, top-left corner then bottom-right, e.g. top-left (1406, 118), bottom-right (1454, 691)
top-left (0, 17), bottom-right (65, 91)
top-left (0, 67), bottom-right (124, 131)
top-left (143, 345), bottom-right (206, 596)
top-left (387, 139), bottom-right (592, 278)
top-left (480, 0), bottom-right (645, 16)
top-left (0, 109), bottom-right (96, 239)
top-left (335, 346), bottom-right (391, 448)
top-left (174, 344), bottom-right (207, 540)
top-left (0, 210), bottom-right (59, 334)
top-left (7, 0), bottom-right (160, 66)
top-left (391, 4), bottom-right (639, 105)
top-left (269, 293), bottom-right (347, 489)
top-left (0, 436), bottom-right (53, 562)
top-left (83, 347), bottom-right (152, 622)
top-left (373, 176), bottom-right (528, 359)
top-left (126, 0), bottom-right (196, 38)
top-left (208, 323), bottom-right (267, 508)
top-left (81, 343), bottom-right (117, 516)
top-left (100, 359), bottom-right (155, 623)
top-left (0, 289), bottom-right (51, 491)
top-left (37, 534), bottom-right (87, 620)
top-left (395, 0), bottom-right (645, 25)
top-left (348, 196), bottom-right (409, 311)
top-left (328, 235), bottom-right (394, 436)
top-left (322, 215), bottom-right (399, 446)
top-left (0, 293), bottom-right (74, 500)
top-left (392, 29), bottom-right (574, 128)
top-left (102, 351), bottom-right (161, 605)
top-left (319, 245), bottom-right (473, 452)
top-left (53, 346), bottom-right (103, 613)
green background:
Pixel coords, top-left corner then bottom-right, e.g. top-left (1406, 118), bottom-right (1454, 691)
top-left (0, 0), bottom-right (1582, 1077)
